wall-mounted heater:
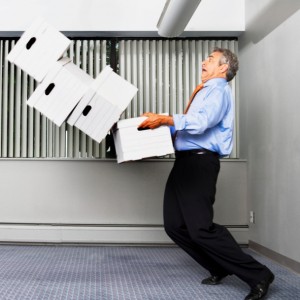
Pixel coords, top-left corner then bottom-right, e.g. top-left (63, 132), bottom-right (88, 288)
top-left (157, 0), bottom-right (202, 38)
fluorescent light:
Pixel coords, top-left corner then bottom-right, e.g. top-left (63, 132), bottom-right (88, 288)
top-left (157, 0), bottom-right (201, 38)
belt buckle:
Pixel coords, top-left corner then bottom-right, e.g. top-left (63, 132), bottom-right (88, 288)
top-left (195, 151), bottom-right (206, 155)
top-left (192, 149), bottom-right (206, 155)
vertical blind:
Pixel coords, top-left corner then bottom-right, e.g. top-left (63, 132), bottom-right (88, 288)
top-left (0, 38), bottom-right (238, 159)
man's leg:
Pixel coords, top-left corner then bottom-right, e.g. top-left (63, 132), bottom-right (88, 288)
top-left (163, 161), bottom-right (229, 278)
top-left (173, 153), bottom-right (272, 288)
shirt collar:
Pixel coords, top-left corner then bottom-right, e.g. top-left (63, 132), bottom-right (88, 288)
top-left (203, 78), bottom-right (227, 87)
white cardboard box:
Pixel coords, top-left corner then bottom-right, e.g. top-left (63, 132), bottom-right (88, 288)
top-left (113, 116), bottom-right (174, 163)
top-left (6, 17), bottom-right (71, 83)
top-left (67, 66), bottom-right (138, 143)
top-left (27, 57), bottom-right (93, 127)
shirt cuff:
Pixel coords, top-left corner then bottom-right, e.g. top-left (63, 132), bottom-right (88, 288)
top-left (173, 114), bottom-right (186, 131)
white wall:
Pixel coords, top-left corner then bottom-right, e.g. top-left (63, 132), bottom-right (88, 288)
top-left (239, 0), bottom-right (300, 262)
top-left (0, 160), bottom-right (248, 244)
top-left (0, 0), bottom-right (244, 36)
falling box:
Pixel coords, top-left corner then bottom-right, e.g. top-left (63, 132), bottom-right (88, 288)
top-left (67, 66), bottom-right (138, 143)
top-left (6, 17), bottom-right (71, 83)
top-left (113, 116), bottom-right (174, 163)
top-left (27, 57), bottom-right (93, 127)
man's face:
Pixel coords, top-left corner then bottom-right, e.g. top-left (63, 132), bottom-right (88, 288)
top-left (201, 51), bottom-right (227, 83)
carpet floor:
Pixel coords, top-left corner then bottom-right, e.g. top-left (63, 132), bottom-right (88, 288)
top-left (0, 245), bottom-right (299, 299)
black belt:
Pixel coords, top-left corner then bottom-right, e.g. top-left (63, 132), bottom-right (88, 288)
top-left (175, 149), bottom-right (219, 159)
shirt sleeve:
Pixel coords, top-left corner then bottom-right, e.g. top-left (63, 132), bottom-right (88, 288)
top-left (173, 87), bottom-right (229, 135)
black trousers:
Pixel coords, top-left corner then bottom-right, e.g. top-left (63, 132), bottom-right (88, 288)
top-left (163, 152), bottom-right (271, 288)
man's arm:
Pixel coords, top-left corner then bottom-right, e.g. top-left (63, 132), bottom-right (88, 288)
top-left (138, 112), bottom-right (174, 130)
top-left (172, 88), bottom-right (229, 135)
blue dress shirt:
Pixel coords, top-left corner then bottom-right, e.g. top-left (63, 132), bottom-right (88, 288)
top-left (172, 78), bottom-right (234, 157)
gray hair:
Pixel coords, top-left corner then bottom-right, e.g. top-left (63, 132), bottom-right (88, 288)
top-left (213, 47), bottom-right (239, 82)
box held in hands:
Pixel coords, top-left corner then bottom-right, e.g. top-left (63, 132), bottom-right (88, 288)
top-left (113, 116), bottom-right (174, 163)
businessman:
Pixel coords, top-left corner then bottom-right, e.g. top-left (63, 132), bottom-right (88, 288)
top-left (138, 48), bottom-right (275, 300)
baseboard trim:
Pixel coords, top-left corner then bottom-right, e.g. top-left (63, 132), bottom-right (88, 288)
top-left (249, 240), bottom-right (300, 274)
top-left (0, 224), bottom-right (248, 245)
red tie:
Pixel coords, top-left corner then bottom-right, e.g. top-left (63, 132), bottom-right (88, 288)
top-left (184, 83), bottom-right (204, 114)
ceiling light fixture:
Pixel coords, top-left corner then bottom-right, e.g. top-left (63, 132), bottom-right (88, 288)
top-left (157, 0), bottom-right (202, 38)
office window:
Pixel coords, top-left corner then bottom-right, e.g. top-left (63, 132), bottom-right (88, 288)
top-left (0, 38), bottom-right (238, 159)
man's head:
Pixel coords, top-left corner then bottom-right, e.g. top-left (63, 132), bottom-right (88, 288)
top-left (201, 48), bottom-right (239, 83)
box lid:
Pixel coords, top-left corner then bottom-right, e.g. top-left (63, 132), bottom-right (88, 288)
top-left (67, 65), bottom-right (138, 127)
top-left (93, 66), bottom-right (138, 111)
top-left (6, 17), bottom-right (71, 82)
top-left (116, 116), bottom-right (147, 129)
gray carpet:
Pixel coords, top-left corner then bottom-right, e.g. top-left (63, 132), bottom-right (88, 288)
top-left (0, 245), bottom-right (299, 299)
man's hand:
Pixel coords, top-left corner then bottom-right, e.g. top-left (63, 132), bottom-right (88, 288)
top-left (138, 113), bottom-right (174, 130)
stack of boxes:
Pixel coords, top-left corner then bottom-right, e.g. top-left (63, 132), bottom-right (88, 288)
top-left (7, 17), bottom-right (174, 162)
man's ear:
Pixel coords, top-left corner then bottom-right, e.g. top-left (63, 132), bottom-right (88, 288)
top-left (220, 63), bottom-right (229, 74)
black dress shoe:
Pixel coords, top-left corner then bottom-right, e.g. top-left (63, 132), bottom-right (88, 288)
top-left (201, 275), bottom-right (225, 285)
top-left (244, 272), bottom-right (275, 300)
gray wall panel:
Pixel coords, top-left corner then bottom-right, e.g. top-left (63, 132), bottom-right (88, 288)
top-left (0, 160), bottom-right (247, 233)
